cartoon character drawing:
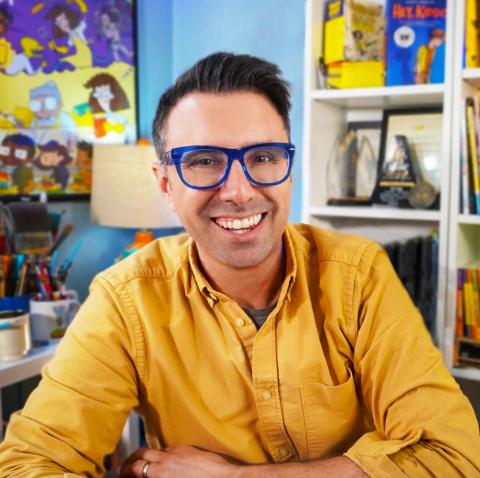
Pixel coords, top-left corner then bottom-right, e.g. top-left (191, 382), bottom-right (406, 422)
top-left (28, 81), bottom-right (77, 147)
top-left (415, 28), bottom-right (446, 84)
top-left (84, 72), bottom-right (134, 143)
top-left (99, 6), bottom-right (133, 62)
top-left (33, 140), bottom-right (72, 191)
top-left (0, 4), bottom-right (12, 35)
top-left (76, 140), bottom-right (92, 189)
top-left (4, 37), bottom-right (45, 76)
top-left (0, 133), bottom-right (36, 193)
top-left (44, 4), bottom-right (92, 69)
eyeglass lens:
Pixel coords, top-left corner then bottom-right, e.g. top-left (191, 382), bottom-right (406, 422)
top-left (179, 146), bottom-right (290, 188)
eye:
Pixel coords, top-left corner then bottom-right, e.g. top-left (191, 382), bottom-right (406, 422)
top-left (251, 151), bottom-right (276, 163)
top-left (181, 151), bottom-right (225, 168)
top-left (191, 157), bottom-right (219, 167)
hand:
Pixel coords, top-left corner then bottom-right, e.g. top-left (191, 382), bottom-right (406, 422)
top-left (118, 445), bottom-right (241, 478)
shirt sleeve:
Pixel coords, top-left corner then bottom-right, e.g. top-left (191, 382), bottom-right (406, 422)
top-left (343, 245), bottom-right (480, 477)
top-left (0, 276), bottom-right (141, 478)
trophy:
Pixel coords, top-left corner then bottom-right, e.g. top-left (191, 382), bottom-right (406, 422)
top-left (326, 126), bottom-right (378, 206)
top-left (371, 134), bottom-right (437, 209)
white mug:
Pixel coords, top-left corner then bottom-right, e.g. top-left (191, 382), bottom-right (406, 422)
top-left (0, 310), bottom-right (31, 361)
top-left (29, 290), bottom-right (80, 346)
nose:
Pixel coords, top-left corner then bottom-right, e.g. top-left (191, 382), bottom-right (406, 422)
top-left (217, 159), bottom-right (256, 205)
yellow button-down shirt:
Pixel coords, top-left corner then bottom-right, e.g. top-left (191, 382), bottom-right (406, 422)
top-left (0, 224), bottom-right (479, 477)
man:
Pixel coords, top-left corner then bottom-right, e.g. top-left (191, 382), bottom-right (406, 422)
top-left (0, 52), bottom-right (479, 478)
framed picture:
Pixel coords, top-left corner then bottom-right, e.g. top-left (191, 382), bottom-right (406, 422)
top-left (0, 0), bottom-right (137, 201)
top-left (371, 108), bottom-right (443, 209)
top-left (327, 120), bottom-right (381, 206)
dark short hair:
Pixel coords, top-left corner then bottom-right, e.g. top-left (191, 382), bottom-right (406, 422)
top-left (152, 52), bottom-right (291, 161)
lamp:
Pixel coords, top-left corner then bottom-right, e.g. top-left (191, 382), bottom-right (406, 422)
top-left (90, 144), bottom-right (180, 254)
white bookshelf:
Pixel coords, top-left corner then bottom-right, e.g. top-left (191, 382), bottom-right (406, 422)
top-left (309, 206), bottom-right (441, 222)
top-left (444, 0), bottom-right (480, 380)
top-left (303, 0), bottom-right (456, 360)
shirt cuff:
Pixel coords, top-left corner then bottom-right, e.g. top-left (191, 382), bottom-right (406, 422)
top-left (343, 430), bottom-right (422, 477)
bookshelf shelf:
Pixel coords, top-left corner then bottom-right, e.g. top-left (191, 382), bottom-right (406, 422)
top-left (309, 206), bottom-right (441, 222)
top-left (458, 214), bottom-right (480, 225)
top-left (311, 84), bottom-right (444, 108)
top-left (462, 68), bottom-right (480, 85)
top-left (451, 366), bottom-right (480, 382)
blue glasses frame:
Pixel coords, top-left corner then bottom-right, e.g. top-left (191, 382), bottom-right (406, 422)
top-left (165, 142), bottom-right (295, 190)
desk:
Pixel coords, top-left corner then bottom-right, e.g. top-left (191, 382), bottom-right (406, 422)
top-left (0, 344), bottom-right (139, 458)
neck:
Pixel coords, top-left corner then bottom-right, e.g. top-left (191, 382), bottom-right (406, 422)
top-left (197, 241), bottom-right (285, 310)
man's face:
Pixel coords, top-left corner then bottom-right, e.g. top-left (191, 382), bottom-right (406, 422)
top-left (153, 91), bottom-right (292, 271)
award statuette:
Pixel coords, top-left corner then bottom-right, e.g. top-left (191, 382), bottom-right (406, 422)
top-left (371, 135), bottom-right (417, 208)
top-left (326, 127), bottom-right (376, 206)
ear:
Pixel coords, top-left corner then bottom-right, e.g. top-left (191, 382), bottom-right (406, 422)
top-left (152, 161), bottom-right (176, 213)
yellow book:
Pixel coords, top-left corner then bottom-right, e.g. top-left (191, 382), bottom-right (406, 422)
top-left (326, 61), bottom-right (385, 89)
top-left (466, 0), bottom-right (480, 68)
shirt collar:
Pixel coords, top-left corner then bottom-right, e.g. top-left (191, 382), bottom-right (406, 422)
top-left (187, 224), bottom-right (297, 306)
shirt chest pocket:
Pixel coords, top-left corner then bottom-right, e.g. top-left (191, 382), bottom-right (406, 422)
top-left (300, 370), bottom-right (365, 459)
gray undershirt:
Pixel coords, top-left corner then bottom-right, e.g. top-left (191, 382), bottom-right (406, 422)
top-left (243, 305), bottom-right (276, 330)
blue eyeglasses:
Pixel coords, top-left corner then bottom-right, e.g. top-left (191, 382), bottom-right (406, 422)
top-left (165, 142), bottom-right (295, 190)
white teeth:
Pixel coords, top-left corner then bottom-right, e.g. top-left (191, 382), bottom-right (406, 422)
top-left (215, 213), bottom-right (263, 231)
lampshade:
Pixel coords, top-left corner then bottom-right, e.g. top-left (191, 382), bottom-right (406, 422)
top-left (90, 144), bottom-right (180, 229)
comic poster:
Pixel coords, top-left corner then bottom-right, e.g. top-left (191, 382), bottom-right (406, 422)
top-left (385, 0), bottom-right (447, 87)
top-left (0, 0), bottom-right (136, 197)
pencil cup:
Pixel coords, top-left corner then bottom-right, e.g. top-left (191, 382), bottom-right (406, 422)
top-left (29, 290), bottom-right (80, 346)
top-left (0, 310), bottom-right (31, 362)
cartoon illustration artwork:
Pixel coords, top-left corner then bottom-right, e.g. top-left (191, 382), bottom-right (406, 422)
top-left (0, 0), bottom-right (136, 197)
top-left (68, 139), bottom-right (92, 192)
top-left (84, 72), bottom-right (134, 143)
top-left (98, 6), bottom-right (134, 62)
top-left (44, 4), bottom-right (92, 70)
top-left (0, 133), bottom-right (36, 194)
top-left (33, 140), bottom-right (72, 192)
top-left (415, 28), bottom-right (446, 84)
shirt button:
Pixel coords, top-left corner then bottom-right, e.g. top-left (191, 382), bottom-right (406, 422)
top-left (262, 390), bottom-right (272, 400)
top-left (235, 318), bottom-right (245, 327)
top-left (278, 446), bottom-right (289, 458)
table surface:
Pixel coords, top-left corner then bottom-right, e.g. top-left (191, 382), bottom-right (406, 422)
top-left (0, 344), bottom-right (57, 388)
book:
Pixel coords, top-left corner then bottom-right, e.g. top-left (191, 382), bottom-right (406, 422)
top-left (385, 0), bottom-right (447, 86)
top-left (456, 269), bottom-right (465, 339)
top-left (460, 100), bottom-right (471, 214)
top-left (323, 0), bottom-right (385, 88)
top-left (466, 97), bottom-right (480, 214)
top-left (465, 0), bottom-right (480, 68)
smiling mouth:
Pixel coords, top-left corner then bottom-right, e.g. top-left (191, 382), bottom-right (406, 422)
top-left (213, 213), bottom-right (265, 234)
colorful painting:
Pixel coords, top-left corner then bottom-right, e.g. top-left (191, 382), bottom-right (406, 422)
top-left (0, 0), bottom-right (137, 198)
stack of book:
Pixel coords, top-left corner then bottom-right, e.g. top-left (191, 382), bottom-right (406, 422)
top-left (320, 0), bottom-right (447, 89)
top-left (460, 96), bottom-right (480, 215)
top-left (384, 234), bottom-right (438, 338)
top-left (455, 268), bottom-right (480, 368)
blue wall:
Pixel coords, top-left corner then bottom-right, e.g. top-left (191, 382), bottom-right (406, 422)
top-left (63, 0), bottom-right (305, 300)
